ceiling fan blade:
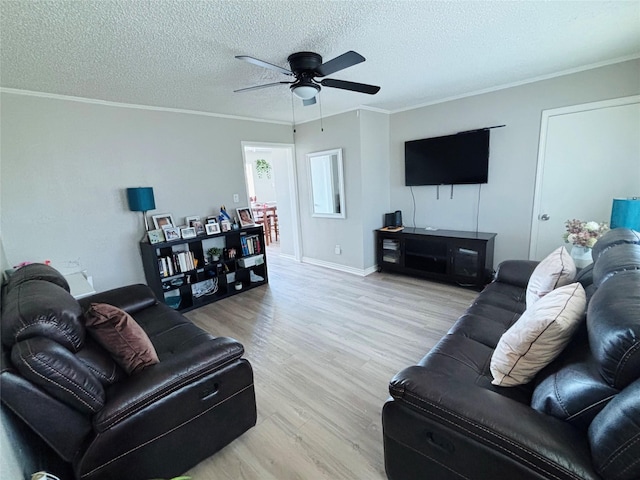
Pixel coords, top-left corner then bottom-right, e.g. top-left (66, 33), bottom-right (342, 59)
top-left (315, 51), bottom-right (365, 77)
top-left (320, 78), bottom-right (380, 95)
top-left (234, 81), bottom-right (292, 93)
top-left (235, 55), bottom-right (293, 76)
top-left (303, 97), bottom-right (317, 107)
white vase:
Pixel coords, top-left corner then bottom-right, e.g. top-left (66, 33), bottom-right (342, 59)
top-left (570, 245), bottom-right (593, 268)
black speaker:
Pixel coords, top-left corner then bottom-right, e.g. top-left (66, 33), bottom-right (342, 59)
top-left (384, 210), bottom-right (403, 227)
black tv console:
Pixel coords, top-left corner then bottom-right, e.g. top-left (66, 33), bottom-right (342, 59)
top-left (376, 228), bottom-right (496, 287)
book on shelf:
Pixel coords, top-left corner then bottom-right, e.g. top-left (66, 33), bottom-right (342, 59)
top-left (240, 236), bottom-right (249, 256)
top-left (241, 234), bottom-right (262, 256)
top-left (158, 251), bottom-right (196, 277)
top-left (379, 226), bottom-right (404, 232)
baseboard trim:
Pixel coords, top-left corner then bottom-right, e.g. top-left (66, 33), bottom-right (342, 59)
top-left (301, 257), bottom-right (377, 277)
top-left (363, 265), bottom-right (378, 276)
top-left (278, 253), bottom-right (298, 262)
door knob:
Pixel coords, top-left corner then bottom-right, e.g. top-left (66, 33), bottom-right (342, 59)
top-left (539, 214), bottom-right (550, 221)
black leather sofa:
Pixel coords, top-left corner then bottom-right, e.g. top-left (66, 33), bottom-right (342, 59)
top-left (383, 228), bottom-right (640, 480)
top-left (1, 264), bottom-right (257, 480)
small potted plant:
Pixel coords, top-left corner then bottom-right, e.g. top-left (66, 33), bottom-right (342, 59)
top-left (207, 247), bottom-right (222, 263)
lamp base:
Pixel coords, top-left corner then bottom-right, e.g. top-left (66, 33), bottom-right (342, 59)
top-left (143, 211), bottom-right (150, 232)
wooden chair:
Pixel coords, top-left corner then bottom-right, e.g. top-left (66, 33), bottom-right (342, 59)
top-left (252, 205), bottom-right (272, 245)
top-left (265, 207), bottom-right (278, 242)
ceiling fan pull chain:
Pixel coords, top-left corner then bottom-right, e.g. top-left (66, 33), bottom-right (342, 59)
top-left (319, 93), bottom-right (324, 132)
top-left (290, 92), bottom-right (296, 134)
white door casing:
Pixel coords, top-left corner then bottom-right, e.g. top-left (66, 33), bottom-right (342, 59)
top-left (241, 141), bottom-right (302, 261)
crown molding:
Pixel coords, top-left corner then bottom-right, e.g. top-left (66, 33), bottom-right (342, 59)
top-left (0, 88), bottom-right (292, 125)
top-left (294, 104), bottom-right (391, 126)
top-left (391, 54), bottom-right (640, 114)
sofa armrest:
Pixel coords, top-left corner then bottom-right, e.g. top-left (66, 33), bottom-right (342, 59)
top-left (78, 284), bottom-right (157, 314)
top-left (494, 260), bottom-right (538, 288)
top-left (94, 336), bottom-right (243, 432)
top-left (388, 366), bottom-right (600, 480)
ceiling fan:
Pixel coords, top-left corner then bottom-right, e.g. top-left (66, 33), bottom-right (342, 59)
top-left (234, 51), bottom-right (380, 106)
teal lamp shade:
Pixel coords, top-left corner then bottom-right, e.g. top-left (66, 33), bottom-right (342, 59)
top-left (127, 187), bottom-right (155, 212)
top-left (127, 187), bottom-right (155, 232)
top-left (610, 198), bottom-right (640, 230)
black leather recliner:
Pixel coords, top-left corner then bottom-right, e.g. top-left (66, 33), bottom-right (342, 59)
top-left (1, 264), bottom-right (257, 480)
top-left (383, 228), bottom-right (640, 480)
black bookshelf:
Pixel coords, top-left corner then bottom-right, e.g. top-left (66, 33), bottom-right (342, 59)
top-left (139, 225), bottom-right (268, 312)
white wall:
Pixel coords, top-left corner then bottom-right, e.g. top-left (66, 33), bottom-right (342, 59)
top-left (294, 109), bottom-right (392, 273)
top-left (1, 93), bottom-right (292, 291)
top-left (270, 146), bottom-right (297, 258)
top-left (2, 60), bottom-right (638, 287)
top-left (389, 59), bottom-right (640, 267)
top-left (360, 110), bottom-right (390, 271)
top-left (294, 111), bottom-right (365, 271)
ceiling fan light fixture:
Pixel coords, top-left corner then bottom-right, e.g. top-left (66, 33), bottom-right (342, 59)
top-left (291, 83), bottom-right (319, 100)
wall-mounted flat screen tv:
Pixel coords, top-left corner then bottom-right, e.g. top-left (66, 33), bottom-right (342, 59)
top-left (404, 129), bottom-right (490, 186)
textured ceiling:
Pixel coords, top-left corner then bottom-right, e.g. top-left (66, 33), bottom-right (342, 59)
top-left (1, 1), bottom-right (639, 123)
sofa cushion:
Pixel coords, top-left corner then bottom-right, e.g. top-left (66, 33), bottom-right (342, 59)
top-left (588, 269), bottom-right (640, 389)
top-left (472, 281), bottom-right (528, 317)
top-left (131, 302), bottom-right (216, 359)
top-left (588, 377), bottom-right (640, 480)
top-left (10, 336), bottom-right (105, 414)
top-left (78, 283), bottom-right (158, 315)
top-left (531, 337), bottom-right (618, 430)
top-left (76, 336), bottom-right (126, 385)
top-left (1, 280), bottom-right (85, 351)
top-left (491, 282), bottom-right (586, 387)
top-left (493, 259), bottom-right (539, 289)
top-left (6, 263), bottom-right (70, 293)
top-left (84, 303), bottom-right (159, 374)
top-left (592, 243), bottom-right (640, 287)
top-left (526, 246), bottom-right (576, 308)
top-left (591, 228), bottom-right (640, 262)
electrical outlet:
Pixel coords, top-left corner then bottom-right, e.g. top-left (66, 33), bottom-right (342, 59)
top-left (233, 194), bottom-right (239, 203)
top-left (335, 245), bottom-right (341, 255)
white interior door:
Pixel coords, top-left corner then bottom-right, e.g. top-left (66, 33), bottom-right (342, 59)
top-left (530, 96), bottom-right (640, 260)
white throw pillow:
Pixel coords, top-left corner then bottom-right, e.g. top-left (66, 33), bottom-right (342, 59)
top-left (491, 282), bottom-right (586, 387)
top-left (526, 246), bottom-right (576, 308)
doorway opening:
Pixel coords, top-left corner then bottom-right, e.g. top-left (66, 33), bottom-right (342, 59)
top-left (241, 142), bottom-right (301, 261)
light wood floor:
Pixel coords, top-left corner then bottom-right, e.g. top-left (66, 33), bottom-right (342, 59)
top-left (185, 247), bottom-right (478, 480)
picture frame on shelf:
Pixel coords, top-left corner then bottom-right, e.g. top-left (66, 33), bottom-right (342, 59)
top-left (181, 226), bottom-right (197, 239)
top-left (221, 220), bottom-right (232, 232)
top-left (192, 220), bottom-right (205, 235)
top-left (152, 213), bottom-right (175, 230)
top-left (185, 215), bottom-right (200, 226)
top-left (162, 225), bottom-right (181, 241)
top-left (237, 207), bottom-right (255, 227)
top-left (205, 222), bottom-right (221, 235)
top-left (147, 229), bottom-right (165, 244)
top-left (206, 216), bottom-right (218, 224)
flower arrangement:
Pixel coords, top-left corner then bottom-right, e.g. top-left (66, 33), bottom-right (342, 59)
top-left (563, 219), bottom-right (609, 248)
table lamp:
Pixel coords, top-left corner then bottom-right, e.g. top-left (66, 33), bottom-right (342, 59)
top-left (127, 187), bottom-right (156, 232)
top-left (610, 197), bottom-right (640, 230)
